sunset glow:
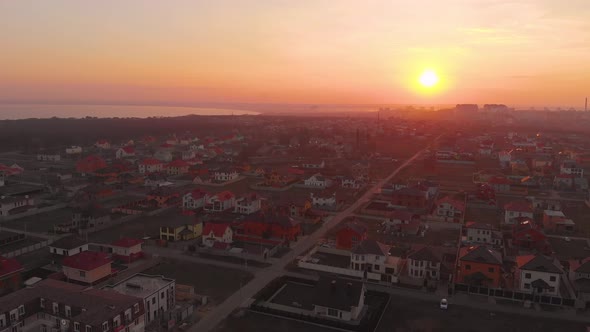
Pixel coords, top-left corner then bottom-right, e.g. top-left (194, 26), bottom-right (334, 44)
top-left (1, 0), bottom-right (589, 107)
top-left (419, 70), bottom-right (439, 88)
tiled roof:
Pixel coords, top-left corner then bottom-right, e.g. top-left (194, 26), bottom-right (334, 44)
top-left (203, 223), bottom-right (231, 238)
top-left (460, 246), bottom-right (502, 265)
top-left (504, 201), bottom-right (533, 213)
top-left (62, 251), bottom-right (112, 271)
top-left (141, 158), bottom-right (163, 165)
top-left (436, 196), bottom-right (465, 211)
top-left (214, 191), bottom-right (235, 201)
top-left (520, 255), bottom-right (562, 274)
top-left (167, 159), bottom-right (189, 167)
top-left (312, 277), bottom-right (363, 312)
top-left (337, 222), bottom-right (368, 236)
top-left (112, 238), bottom-right (143, 248)
top-left (352, 239), bottom-right (388, 256)
top-left (50, 236), bottom-right (87, 250)
top-left (408, 246), bottom-right (440, 263)
top-left (0, 256), bottom-right (23, 278)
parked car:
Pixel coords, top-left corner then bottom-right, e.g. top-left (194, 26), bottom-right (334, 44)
top-left (440, 298), bottom-right (448, 310)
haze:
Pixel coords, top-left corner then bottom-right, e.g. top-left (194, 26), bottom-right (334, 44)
top-left (1, 0), bottom-right (589, 112)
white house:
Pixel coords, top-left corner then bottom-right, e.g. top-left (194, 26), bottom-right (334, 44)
top-left (0, 195), bottom-right (34, 217)
top-left (202, 223), bottom-right (233, 247)
top-left (105, 273), bottom-right (175, 325)
top-left (341, 177), bottom-right (363, 189)
top-left (37, 152), bottom-right (61, 162)
top-left (350, 239), bottom-right (399, 283)
top-left (181, 150), bottom-right (196, 160)
top-left (465, 222), bottom-right (495, 244)
top-left (154, 150), bottom-right (173, 162)
top-left (116, 146), bottom-right (135, 159)
top-left (433, 196), bottom-right (465, 223)
top-left (204, 191), bottom-right (236, 212)
top-left (304, 173), bottom-right (332, 188)
top-left (138, 158), bottom-right (165, 174)
top-left (65, 146), bottom-right (83, 154)
top-left (504, 201), bottom-right (534, 224)
top-left (518, 255), bottom-right (562, 296)
top-left (302, 161), bottom-right (325, 169)
top-left (312, 278), bottom-right (365, 322)
top-left (214, 168), bottom-right (239, 182)
top-left (95, 139), bottom-right (111, 149)
top-left (111, 238), bottom-right (144, 262)
top-left (182, 189), bottom-right (208, 210)
top-left (560, 161), bottom-right (584, 178)
top-left (407, 246), bottom-right (441, 281)
top-left (311, 192), bottom-right (336, 209)
top-left (234, 193), bottom-right (262, 215)
top-left (48, 236), bottom-right (88, 256)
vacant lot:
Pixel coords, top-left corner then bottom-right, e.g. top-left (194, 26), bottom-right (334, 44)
top-left (142, 258), bottom-right (253, 304)
top-left (376, 296), bottom-right (585, 332)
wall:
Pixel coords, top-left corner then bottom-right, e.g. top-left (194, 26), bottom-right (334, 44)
top-left (63, 263), bottom-right (111, 284)
top-left (2, 239), bottom-right (53, 258)
top-left (519, 270), bottom-right (560, 296)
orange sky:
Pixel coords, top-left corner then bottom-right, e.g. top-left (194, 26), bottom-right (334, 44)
top-left (1, 0), bottom-right (589, 107)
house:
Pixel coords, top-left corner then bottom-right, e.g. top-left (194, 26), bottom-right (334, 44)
top-left (512, 218), bottom-right (550, 253)
top-left (335, 222), bottom-right (368, 250)
top-left (116, 146), bottom-right (135, 159)
top-left (204, 191), bottom-right (236, 212)
top-left (341, 177), bottom-right (364, 189)
top-left (304, 173), bottom-right (332, 188)
top-left (65, 145), bottom-right (83, 154)
top-left (95, 139), bottom-right (111, 149)
top-left (560, 161), bottom-right (584, 178)
top-left (382, 210), bottom-right (416, 231)
top-left (504, 201), bottom-right (534, 224)
top-left (433, 196), bottom-right (465, 223)
top-left (111, 238), bottom-right (144, 262)
top-left (62, 251), bottom-right (113, 285)
top-left (517, 255), bottom-right (562, 296)
top-left (465, 222), bottom-right (500, 246)
top-left (214, 168), bottom-right (239, 182)
top-left (236, 212), bottom-right (301, 243)
top-left (542, 210), bottom-right (575, 233)
top-left (160, 216), bottom-right (203, 242)
top-left (573, 261), bottom-right (590, 301)
top-left (104, 273), bottom-right (175, 326)
top-left (37, 151), bottom-right (61, 162)
top-left (554, 174), bottom-right (575, 190)
top-left (457, 246), bottom-right (503, 287)
top-left (55, 206), bottom-right (111, 233)
top-left (0, 195), bottom-right (35, 217)
top-left (48, 236), bottom-right (88, 256)
top-left (0, 279), bottom-right (145, 332)
top-left (488, 176), bottom-right (511, 193)
top-left (147, 187), bottom-right (181, 207)
top-left (182, 189), bottom-right (208, 210)
top-left (531, 197), bottom-right (561, 211)
top-left (0, 256), bottom-right (23, 296)
top-left (407, 246), bottom-right (441, 281)
top-left (202, 223), bottom-right (233, 247)
top-left (166, 160), bottom-right (190, 175)
top-left (76, 155), bottom-right (107, 174)
top-left (144, 173), bottom-right (170, 188)
top-left (154, 150), bottom-right (173, 162)
top-left (351, 161), bottom-right (370, 181)
top-left (234, 193), bottom-right (262, 215)
top-left (310, 192), bottom-right (337, 210)
top-left (390, 186), bottom-right (429, 209)
top-left (181, 150), bottom-right (196, 160)
top-left (351, 239), bottom-right (399, 283)
top-left (312, 277), bottom-right (365, 321)
top-left (302, 160), bottom-right (325, 169)
top-left (138, 158), bottom-right (164, 174)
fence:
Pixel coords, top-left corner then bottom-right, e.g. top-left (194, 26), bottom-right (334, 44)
top-left (0, 203), bottom-right (66, 222)
top-left (453, 283), bottom-right (576, 307)
top-left (1, 239), bottom-right (53, 258)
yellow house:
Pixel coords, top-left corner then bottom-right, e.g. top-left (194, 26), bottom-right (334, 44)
top-left (160, 215), bottom-right (203, 241)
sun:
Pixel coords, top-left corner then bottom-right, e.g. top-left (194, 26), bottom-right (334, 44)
top-left (419, 70), bottom-right (439, 88)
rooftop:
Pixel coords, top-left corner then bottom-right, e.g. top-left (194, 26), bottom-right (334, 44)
top-left (312, 277), bottom-right (364, 312)
top-left (62, 251), bottom-right (112, 271)
top-left (50, 236), bottom-right (87, 250)
top-left (104, 273), bottom-right (174, 298)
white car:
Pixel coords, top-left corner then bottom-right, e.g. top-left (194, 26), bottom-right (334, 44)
top-left (440, 298), bottom-right (448, 310)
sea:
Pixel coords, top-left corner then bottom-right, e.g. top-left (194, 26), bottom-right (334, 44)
top-left (0, 104), bottom-right (260, 120)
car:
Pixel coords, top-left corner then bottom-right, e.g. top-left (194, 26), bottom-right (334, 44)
top-left (440, 298), bottom-right (448, 310)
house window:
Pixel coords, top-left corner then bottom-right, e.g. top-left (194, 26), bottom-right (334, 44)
top-left (65, 306), bottom-right (71, 318)
top-left (465, 264), bottom-right (471, 270)
top-left (152, 297), bottom-right (156, 305)
top-left (374, 264), bottom-right (380, 271)
top-left (488, 267), bottom-right (494, 273)
top-left (40, 298), bottom-right (45, 308)
top-left (102, 322), bottom-right (109, 332)
top-left (79, 271), bottom-right (86, 278)
top-left (18, 305), bottom-right (24, 316)
top-left (86, 326), bottom-right (92, 332)
top-left (161, 292), bottom-right (165, 299)
top-left (53, 303), bottom-right (59, 314)
top-left (74, 323), bottom-right (80, 332)
top-left (525, 273), bottom-right (531, 279)
top-left (327, 308), bottom-right (339, 317)
top-left (549, 276), bottom-right (556, 282)
top-left (133, 304), bottom-right (140, 314)
top-left (524, 283), bottom-right (531, 289)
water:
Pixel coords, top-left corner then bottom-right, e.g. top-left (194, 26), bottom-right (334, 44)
top-left (0, 104), bottom-right (260, 120)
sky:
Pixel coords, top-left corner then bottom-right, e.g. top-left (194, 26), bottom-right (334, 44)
top-left (1, 0), bottom-right (589, 108)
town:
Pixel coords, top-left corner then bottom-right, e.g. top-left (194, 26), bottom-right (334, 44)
top-left (0, 107), bottom-right (589, 332)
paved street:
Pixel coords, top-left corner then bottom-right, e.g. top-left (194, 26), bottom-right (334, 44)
top-left (191, 144), bottom-right (431, 332)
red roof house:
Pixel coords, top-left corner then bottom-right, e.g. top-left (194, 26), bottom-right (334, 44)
top-left (111, 238), bottom-right (144, 263)
top-left (0, 256), bottom-right (23, 296)
top-left (504, 201), bottom-right (534, 224)
top-left (335, 222), bottom-right (368, 250)
top-left (76, 155), bottom-right (107, 174)
top-left (512, 218), bottom-right (549, 253)
top-left (202, 223), bottom-right (233, 247)
top-left (62, 251), bottom-right (112, 285)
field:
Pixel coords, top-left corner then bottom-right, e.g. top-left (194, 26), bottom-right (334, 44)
top-left (142, 258), bottom-right (253, 304)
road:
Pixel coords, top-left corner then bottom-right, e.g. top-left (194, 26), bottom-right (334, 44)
top-left (191, 144), bottom-right (432, 332)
